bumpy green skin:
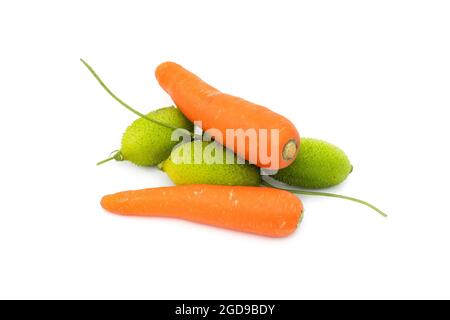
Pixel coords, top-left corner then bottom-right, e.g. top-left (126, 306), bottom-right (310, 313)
top-left (273, 138), bottom-right (352, 189)
top-left (120, 106), bottom-right (193, 166)
top-left (163, 141), bottom-right (261, 186)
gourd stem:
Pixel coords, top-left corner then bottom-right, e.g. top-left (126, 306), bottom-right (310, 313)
top-left (261, 180), bottom-right (387, 217)
top-left (96, 156), bottom-right (115, 166)
top-left (80, 58), bottom-right (193, 135)
top-left (96, 150), bottom-right (124, 166)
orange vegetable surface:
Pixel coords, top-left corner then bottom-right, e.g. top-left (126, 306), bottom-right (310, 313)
top-left (101, 185), bottom-right (303, 237)
top-left (155, 62), bottom-right (300, 170)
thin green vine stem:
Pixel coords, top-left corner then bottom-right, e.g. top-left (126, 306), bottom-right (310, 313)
top-left (261, 180), bottom-right (387, 217)
top-left (96, 156), bottom-right (116, 166)
top-left (96, 150), bottom-right (124, 166)
top-left (80, 58), bottom-right (193, 135)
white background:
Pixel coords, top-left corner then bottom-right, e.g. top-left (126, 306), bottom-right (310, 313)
top-left (0, 0), bottom-right (449, 300)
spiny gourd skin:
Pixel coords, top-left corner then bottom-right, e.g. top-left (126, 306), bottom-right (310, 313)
top-left (273, 138), bottom-right (352, 189)
top-left (120, 106), bottom-right (193, 166)
top-left (163, 141), bottom-right (261, 186)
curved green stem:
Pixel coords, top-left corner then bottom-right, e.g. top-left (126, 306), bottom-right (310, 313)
top-left (80, 58), bottom-right (193, 135)
top-left (96, 150), bottom-right (124, 166)
top-left (261, 180), bottom-right (387, 217)
top-left (96, 156), bottom-right (115, 166)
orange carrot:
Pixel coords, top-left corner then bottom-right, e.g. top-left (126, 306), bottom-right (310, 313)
top-left (101, 185), bottom-right (303, 237)
top-left (155, 62), bottom-right (300, 170)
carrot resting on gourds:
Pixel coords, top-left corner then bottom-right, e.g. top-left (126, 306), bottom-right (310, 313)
top-left (101, 185), bottom-right (303, 237)
top-left (155, 62), bottom-right (300, 170)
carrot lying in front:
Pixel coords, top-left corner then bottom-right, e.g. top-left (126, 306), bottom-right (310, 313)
top-left (101, 185), bottom-right (303, 237)
top-left (155, 62), bottom-right (300, 170)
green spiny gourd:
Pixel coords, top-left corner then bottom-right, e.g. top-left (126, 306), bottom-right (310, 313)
top-left (162, 140), bottom-right (261, 186)
top-left (98, 106), bottom-right (193, 166)
top-left (120, 106), bottom-right (193, 166)
top-left (273, 138), bottom-right (352, 189)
